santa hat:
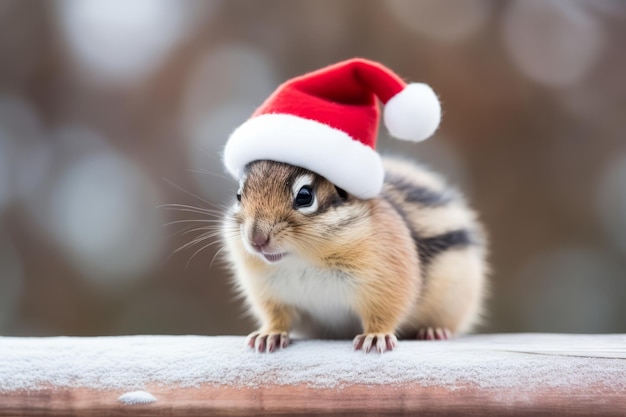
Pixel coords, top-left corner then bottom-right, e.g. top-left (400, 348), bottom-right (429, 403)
top-left (223, 58), bottom-right (441, 199)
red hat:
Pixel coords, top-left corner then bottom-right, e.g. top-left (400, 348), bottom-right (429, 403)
top-left (223, 58), bottom-right (441, 199)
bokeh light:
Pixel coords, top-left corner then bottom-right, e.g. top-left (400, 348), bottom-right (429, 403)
top-left (0, 95), bottom-right (42, 145)
top-left (386, 0), bottom-right (492, 42)
top-left (0, 129), bottom-right (13, 212)
top-left (597, 155), bottom-right (626, 254)
top-left (182, 44), bottom-right (277, 201)
top-left (0, 234), bottom-right (23, 330)
top-left (54, 0), bottom-right (197, 84)
top-left (514, 247), bottom-right (624, 332)
top-left (502, 0), bottom-right (606, 88)
top-left (0, 96), bottom-right (47, 215)
top-left (183, 44), bottom-right (277, 111)
top-left (48, 149), bottom-right (164, 288)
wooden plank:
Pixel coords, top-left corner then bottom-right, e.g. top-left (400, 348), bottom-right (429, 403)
top-left (1, 334), bottom-right (625, 416)
top-left (2, 382), bottom-right (625, 417)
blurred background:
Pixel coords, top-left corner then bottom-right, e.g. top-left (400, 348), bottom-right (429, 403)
top-left (0, 0), bottom-right (625, 337)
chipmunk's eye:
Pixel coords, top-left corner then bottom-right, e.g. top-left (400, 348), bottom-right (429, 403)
top-left (294, 185), bottom-right (314, 208)
top-left (292, 175), bottom-right (318, 213)
top-left (236, 187), bottom-right (242, 202)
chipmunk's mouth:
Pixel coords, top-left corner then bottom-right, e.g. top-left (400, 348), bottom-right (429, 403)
top-left (261, 252), bottom-right (287, 263)
top-left (240, 225), bottom-right (289, 263)
top-left (243, 241), bottom-right (289, 263)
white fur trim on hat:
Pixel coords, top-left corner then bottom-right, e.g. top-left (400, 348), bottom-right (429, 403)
top-left (384, 83), bottom-right (441, 142)
top-left (223, 114), bottom-right (384, 199)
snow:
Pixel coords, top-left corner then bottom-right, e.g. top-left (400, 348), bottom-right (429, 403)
top-left (0, 334), bottom-right (624, 392)
top-left (118, 390), bottom-right (157, 405)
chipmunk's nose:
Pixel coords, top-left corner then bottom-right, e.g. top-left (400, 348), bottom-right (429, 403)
top-left (249, 229), bottom-right (270, 251)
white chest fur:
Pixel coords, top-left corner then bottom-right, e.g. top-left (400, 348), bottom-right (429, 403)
top-left (265, 258), bottom-right (361, 337)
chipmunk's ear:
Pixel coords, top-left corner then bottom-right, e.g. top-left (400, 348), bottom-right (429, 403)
top-left (335, 186), bottom-right (348, 201)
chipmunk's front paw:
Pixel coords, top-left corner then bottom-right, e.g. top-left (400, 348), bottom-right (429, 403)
top-left (246, 331), bottom-right (290, 353)
top-left (353, 333), bottom-right (397, 353)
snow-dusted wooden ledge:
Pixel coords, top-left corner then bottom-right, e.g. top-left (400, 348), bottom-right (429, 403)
top-left (1, 334), bottom-right (625, 416)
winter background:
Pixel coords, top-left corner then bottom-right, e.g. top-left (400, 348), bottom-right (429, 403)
top-left (0, 0), bottom-right (625, 338)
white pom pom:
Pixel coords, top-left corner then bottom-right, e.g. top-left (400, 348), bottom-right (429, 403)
top-left (383, 83), bottom-right (441, 142)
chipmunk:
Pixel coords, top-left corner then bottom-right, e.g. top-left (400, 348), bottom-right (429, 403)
top-left (221, 158), bottom-right (488, 353)
top-left (219, 58), bottom-right (488, 353)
